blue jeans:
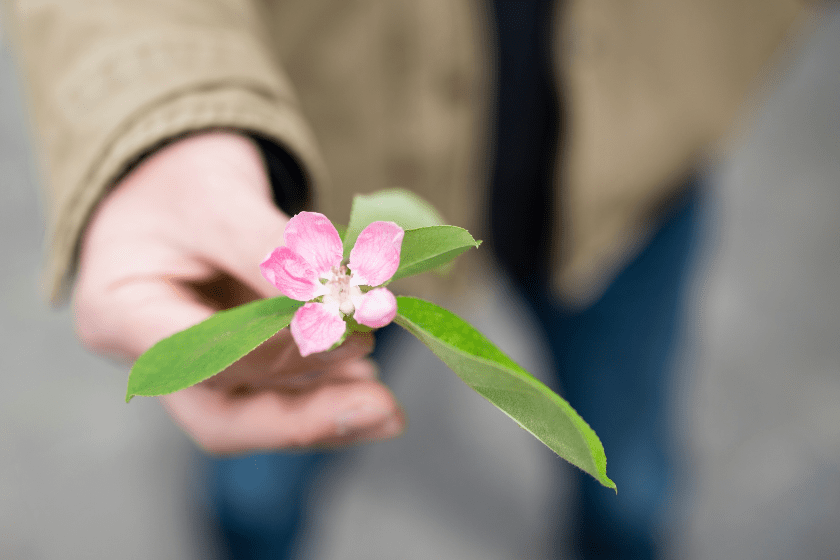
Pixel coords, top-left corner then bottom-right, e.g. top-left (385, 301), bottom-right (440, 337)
top-left (201, 451), bottom-right (328, 559)
top-left (203, 186), bottom-right (703, 560)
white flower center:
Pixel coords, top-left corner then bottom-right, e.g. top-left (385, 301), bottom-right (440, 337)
top-left (321, 265), bottom-right (362, 317)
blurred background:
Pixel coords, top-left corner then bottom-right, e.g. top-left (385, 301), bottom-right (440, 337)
top-left (2, 4), bottom-right (839, 559)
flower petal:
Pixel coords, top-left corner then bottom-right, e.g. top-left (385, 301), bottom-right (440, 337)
top-left (290, 303), bottom-right (347, 357)
top-left (260, 246), bottom-right (326, 301)
top-left (352, 287), bottom-right (397, 328)
top-left (349, 221), bottom-right (404, 287)
top-left (284, 212), bottom-right (343, 277)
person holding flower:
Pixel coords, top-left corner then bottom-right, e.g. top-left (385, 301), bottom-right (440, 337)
top-left (5, 0), bottom-right (807, 558)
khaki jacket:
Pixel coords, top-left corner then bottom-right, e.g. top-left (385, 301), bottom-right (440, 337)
top-left (4, 0), bottom-right (802, 304)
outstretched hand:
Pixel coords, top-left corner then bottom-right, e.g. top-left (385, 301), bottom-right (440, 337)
top-left (73, 132), bottom-right (405, 454)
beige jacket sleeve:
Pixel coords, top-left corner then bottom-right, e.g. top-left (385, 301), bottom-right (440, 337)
top-left (4, 0), bottom-right (329, 302)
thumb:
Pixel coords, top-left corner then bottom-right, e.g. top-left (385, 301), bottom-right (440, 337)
top-left (206, 197), bottom-right (292, 301)
top-left (167, 132), bottom-right (295, 301)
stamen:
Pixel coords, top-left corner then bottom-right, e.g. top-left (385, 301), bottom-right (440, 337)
top-left (322, 263), bottom-right (358, 317)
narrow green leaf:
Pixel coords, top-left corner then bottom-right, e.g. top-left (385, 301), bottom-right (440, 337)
top-left (390, 226), bottom-right (482, 282)
top-left (343, 189), bottom-right (445, 256)
top-left (394, 296), bottom-right (615, 490)
top-left (126, 296), bottom-right (303, 402)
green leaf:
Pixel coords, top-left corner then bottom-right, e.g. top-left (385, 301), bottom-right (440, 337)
top-left (394, 296), bottom-right (616, 490)
top-left (390, 226), bottom-right (482, 283)
top-left (343, 189), bottom-right (445, 256)
top-left (126, 296), bottom-right (303, 402)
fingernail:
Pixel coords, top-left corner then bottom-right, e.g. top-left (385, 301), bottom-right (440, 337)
top-left (373, 415), bottom-right (403, 439)
top-left (335, 405), bottom-right (390, 436)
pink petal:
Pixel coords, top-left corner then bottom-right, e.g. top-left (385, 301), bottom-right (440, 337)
top-left (352, 288), bottom-right (397, 328)
top-left (290, 303), bottom-right (347, 357)
top-left (349, 221), bottom-right (404, 287)
top-left (284, 212), bottom-right (343, 277)
top-left (260, 246), bottom-right (326, 301)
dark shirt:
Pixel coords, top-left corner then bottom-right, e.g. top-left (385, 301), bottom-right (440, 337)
top-left (488, 0), bottom-right (560, 286)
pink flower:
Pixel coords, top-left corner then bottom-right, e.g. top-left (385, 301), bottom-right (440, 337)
top-left (260, 212), bottom-right (404, 356)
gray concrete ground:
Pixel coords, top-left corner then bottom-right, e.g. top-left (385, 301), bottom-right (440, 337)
top-left (677, 7), bottom-right (840, 559)
top-left (2, 5), bottom-right (839, 559)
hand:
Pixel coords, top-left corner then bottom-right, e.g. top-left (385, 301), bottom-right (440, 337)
top-left (73, 131), bottom-right (405, 454)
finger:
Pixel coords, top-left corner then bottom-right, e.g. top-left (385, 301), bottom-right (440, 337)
top-left (160, 378), bottom-right (405, 454)
top-left (269, 358), bottom-right (380, 390)
top-left (282, 331), bottom-right (375, 376)
top-left (325, 357), bottom-right (380, 381)
top-left (316, 405), bottom-right (406, 449)
top-left (201, 331), bottom-right (375, 390)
